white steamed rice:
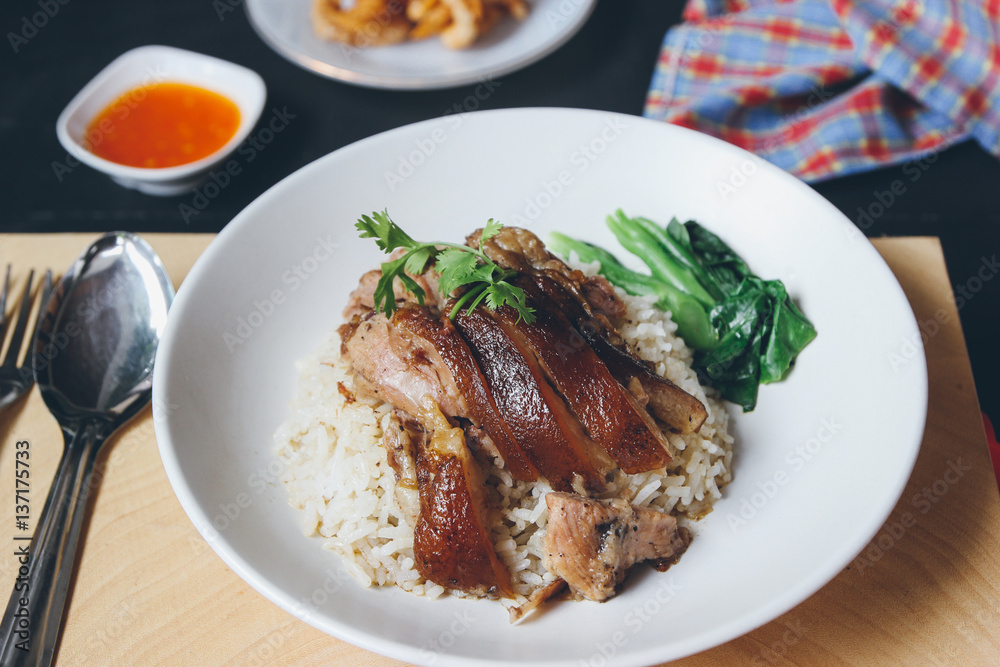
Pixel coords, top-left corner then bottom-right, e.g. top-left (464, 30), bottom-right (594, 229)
top-left (274, 269), bottom-right (734, 605)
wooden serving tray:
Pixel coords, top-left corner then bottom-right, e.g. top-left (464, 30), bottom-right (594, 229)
top-left (1, 234), bottom-right (998, 665)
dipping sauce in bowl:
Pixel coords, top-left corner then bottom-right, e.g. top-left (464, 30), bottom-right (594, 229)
top-left (57, 45), bottom-right (266, 196)
top-left (84, 82), bottom-right (241, 169)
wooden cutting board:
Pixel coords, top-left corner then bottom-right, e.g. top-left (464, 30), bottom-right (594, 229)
top-left (1, 234), bottom-right (998, 666)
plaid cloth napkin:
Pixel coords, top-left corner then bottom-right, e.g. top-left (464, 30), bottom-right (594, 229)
top-left (644, 0), bottom-right (1000, 181)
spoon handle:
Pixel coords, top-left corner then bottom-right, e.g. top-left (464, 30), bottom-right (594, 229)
top-left (0, 422), bottom-right (106, 667)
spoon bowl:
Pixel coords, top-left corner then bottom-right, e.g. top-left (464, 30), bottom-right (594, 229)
top-left (36, 234), bottom-right (172, 423)
top-left (0, 232), bottom-right (173, 667)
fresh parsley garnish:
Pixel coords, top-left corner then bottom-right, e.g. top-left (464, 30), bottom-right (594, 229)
top-left (356, 211), bottom-right (536, 323)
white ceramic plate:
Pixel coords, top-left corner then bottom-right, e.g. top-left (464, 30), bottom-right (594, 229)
top-left (154, 108), bottom-right (927, 666)
top-left (244, 0), bottom-right (595, 89)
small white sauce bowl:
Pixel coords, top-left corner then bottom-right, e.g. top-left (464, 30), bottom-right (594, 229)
top-left (56, 45), bottom-right (266, 196)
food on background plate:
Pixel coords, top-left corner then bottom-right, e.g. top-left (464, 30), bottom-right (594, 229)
top-left (311, 0), bottom-right (529, 50)
top-left (275, 213), bottom-right (737, 619)
top-left (84, 82), bottom-right (240, 169)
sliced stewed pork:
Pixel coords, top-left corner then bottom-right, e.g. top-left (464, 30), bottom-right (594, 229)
top-left (341, 226), bottom-right (706, 602)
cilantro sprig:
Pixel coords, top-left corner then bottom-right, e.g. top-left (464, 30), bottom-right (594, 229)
top-left (356, 211), bottom-right (536, 323)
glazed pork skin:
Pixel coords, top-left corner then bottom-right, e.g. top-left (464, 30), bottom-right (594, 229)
top-left (455, 306), bottom-right (614, 494)
top-left (489, 286), bottom-right (673, 474)
top-left (412, 402), bottom-right (515, 598)
top-left (472, 226), bottom-right (708, 435)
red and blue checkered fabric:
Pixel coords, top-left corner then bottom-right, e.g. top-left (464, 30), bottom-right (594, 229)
top-left (644, 0), bottom-right (1000, 181)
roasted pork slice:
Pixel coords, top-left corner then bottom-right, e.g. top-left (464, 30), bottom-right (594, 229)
top-left (344, 305), bottom-right (538, 480)
top-left (470, 225), bottom-right (707, 435)
top-left (526, 272), bottom-right (708, 434)
top-left (600, 342), bottom-right (709, 435)
top-left (391, 306), bottom-right (538, 480)
top-left (543, 492), bottom-right (690, 602)
top-left (343, 310), bottom-right (468, 418)
top-left (541, 274), bottom-right (708, 434)
top-left (490, 285), bottom-right (673, 474)
top-left (412, 402), bottom-right (515, 598)
top-left (455, 307), bottom-right (614, 494)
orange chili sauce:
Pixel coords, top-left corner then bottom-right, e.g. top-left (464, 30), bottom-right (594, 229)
top-left (84, 82), bottom-right (240, 169)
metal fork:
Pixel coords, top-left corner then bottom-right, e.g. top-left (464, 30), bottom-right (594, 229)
top-left (0, 265), bottom-right (53, 415)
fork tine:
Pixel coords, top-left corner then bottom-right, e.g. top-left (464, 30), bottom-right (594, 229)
top-left (1, 269), bottom-right (35, 369)
top-left (33, 270), bottom-right (54, 350)
top-left (39, 270), bottom-right (53, 320)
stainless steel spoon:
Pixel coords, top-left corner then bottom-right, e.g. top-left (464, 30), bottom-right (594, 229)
top-left (0, 232), bottom-right (174, 666)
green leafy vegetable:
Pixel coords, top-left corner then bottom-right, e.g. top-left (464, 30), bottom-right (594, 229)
top-left (548, 232), bottom-right (718, 351)
top-left (605, 210), bottom-right (717, 307)
top-left (550, 210), bottom-right (817, 411)
top-left (680, 220), bottom-right (751, 296)
top-left (356, 211), bottom-right (535, 323)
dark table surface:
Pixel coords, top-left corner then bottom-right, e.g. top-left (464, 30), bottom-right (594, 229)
top-left (2, 0), bottom-right (998, 424)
